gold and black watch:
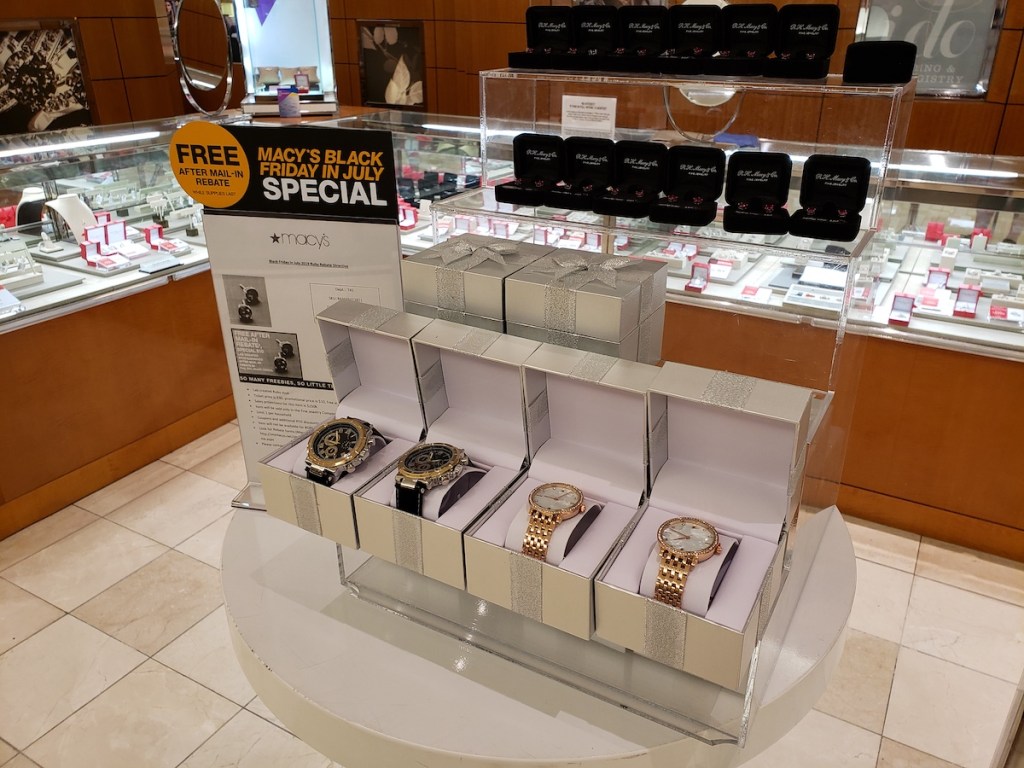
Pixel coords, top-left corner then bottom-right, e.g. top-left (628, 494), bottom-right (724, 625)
top-left (305, 417), bottom-right (386, 486)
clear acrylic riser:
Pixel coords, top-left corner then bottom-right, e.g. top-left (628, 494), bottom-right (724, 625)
top-left (334, 506), bottom-right (845, 749)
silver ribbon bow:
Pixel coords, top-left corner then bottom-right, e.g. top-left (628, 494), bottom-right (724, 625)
top-left (433, 239), bottom-right (519, 270)
top-left (550, 255), bottom-right (636, 289)
top-left (538, 254), bottom-right (650, 335)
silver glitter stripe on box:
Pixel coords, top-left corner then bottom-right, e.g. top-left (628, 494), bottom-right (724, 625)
top-left (419, 360), bottom-right (446, 404)
top-left (510, 555), bottom-right (543, 621)
top-left (436, 267), bottom-right (467, 312)
top-left (289, 475), bottom-right (322, 536)
top-left (569, 352), bottom-right (616, 382)
top-left (393, 512), bottom-right (424, 573)
top-left (543, 283), bottom-right (577, 333)
top-left (437, 307), bottom-right (469, 324)
top-left (527, 389), bottom-right (549, 433)
top-left (326, 336), bottom-right (356, 376)
top-left (645, 599), bottom-right (687, 669)
top-left (700, 371), bottom-right (756, 410)
top-left (757, 566), bottom-right (774, 638)
top-left (349, 305), bottom-right (399, 331)
top-left (453, 327), bottom-right (496, 356)
top-left (544, 328), bottom-right (580, 349)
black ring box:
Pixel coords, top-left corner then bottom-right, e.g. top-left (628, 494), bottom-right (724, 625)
top-left (592, 140), bottom-right (667, 219)
top-left (649, 146), bottom-right (725, 227)
top-left (788, 154), bottom-right (871, 242)
top-left (494, 133), bottom-right (565, 207)
top-left (547, 5), bottom-right (620, 71)
top-left (546, 137), bottom-right (616, 211)
top-left (660, 4), bottom-right (721, 76)
top-left (509, 6), bottom-right (573, 70)
top-left (613, 6), bottom-right (670, 72)
top-left (722, 151), bottom-right (792, 235)
top-left (843, 41), bottom-right (917, 85)
top-left (712, 3), bottom-right (777, 77)
top-left (764, 4), bottom-right (839, 80)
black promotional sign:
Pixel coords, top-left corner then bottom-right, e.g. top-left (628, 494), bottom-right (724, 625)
top-left (170, 122), bottom-right (398, 222)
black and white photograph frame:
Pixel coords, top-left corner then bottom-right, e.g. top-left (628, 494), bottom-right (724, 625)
top-left (357, 19), bottom-right (426, 111)
top-left (856, 0), bottom-right (1006, 98)
top-left (0, 19), bottom-right (94, 134)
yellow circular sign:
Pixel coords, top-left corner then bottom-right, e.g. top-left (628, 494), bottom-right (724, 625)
top-left (169, 121), bottom-right (249, 208)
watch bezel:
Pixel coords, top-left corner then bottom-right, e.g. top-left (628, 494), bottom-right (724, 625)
top-left (396, 442), bottom-right (468, 489)
top-left (306, 417), bottom-right (371, 472)
top-left (528, 481), bottom-right (585, 523)
top-left (657, 517), bottom-right (720, 561)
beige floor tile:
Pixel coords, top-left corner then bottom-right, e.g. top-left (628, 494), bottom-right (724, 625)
top-left (190, 444), bottom-right (248, 492)
top-left (245, 695), bottom-right (288, 731)
top-left (0, 506), bottom-right (97, 572)
top-left (3, 756), bottom-right (41, 768)
top-left (175, 511), bottom-right (234, 570)
top-left (155, 607), bottom-right (255, 706)
top-left (740, 710), bottom-right (880, 768)
top-left (814, 628), bottom-right (899, 733)
top-left (877, 738), bottom-right (963, 768)
top-left (0, 616), bottom-right (144, 750)
top-left (76, 461), bottom-right (183, 516)
top-left (73, 551), bottom-right (222, 656)
top-left (25, 659), bottom-right (238, 768)
top-left (0, 579), bottom-right (63, 655)
top-left (917, 538), bottom-right (1024, 608)
top-left (179, 710), bottom-right (332, 768)
top-left (845, 517), bottom-right (920, 573)
top-left (1, 519), bottom-right (166, 611)
top-left (903, 577), bottom-right (1024, 683)
top-left (162, 423), bottom-right (241, 470)
top-left (106, 472), bottom-right (235, 548)
top-left (884, 648), bottom-right (1017, 768)
top-left (0, 739), bottom-right (16, 764)
top-left (848, 559), bottom-right (913, 644)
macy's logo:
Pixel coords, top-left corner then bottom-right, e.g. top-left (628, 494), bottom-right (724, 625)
top-left (270, 232), bottom-right (331, 248)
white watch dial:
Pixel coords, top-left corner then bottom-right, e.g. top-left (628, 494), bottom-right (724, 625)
top-left (663, 520), bottom-right (715, 553)
top-left (531, 483), bottom-right (583, 514)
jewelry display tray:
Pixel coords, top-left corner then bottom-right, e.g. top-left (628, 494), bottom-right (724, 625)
top-left (334, 503), bottom-right (844, 747)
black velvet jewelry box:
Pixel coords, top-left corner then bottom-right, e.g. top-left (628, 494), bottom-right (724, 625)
top-left (842, 40), bottom-right (917, 85)
top-left (711, 3), bottom-right (777, 77)
top-left (649, 146), bottom-right (725, 227)
top-left (509, 6), bottom-right (574, 69)
top-left (764, 3), bottom-right (839, 80)
top-left (660, 4), bottom-right (720, 75)
top-left (722, 151), bottom-right (792, 235)
top-left (592, 140), bottom-right (667, 219)
top-left (494, 133), bottom-right (565, 207)
top-left (788, 154), bottom-right (871, 242)
top-left (546, 137), bottom-right (616, 211)
top-left (612, 6), bottom-right (670, 72)
top-left (548, 5), bottom-right (620, 70)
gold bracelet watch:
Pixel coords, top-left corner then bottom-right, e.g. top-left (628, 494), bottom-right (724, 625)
top-left (653, 517), bottom-right (722, 608)
top-left (521, 482), bottom-right (586, 561)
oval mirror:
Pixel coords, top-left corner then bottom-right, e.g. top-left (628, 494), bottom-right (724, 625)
top-left (172, 0), bottom-right (233, 114)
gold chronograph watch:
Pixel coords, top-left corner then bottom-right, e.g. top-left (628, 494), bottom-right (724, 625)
top-left (521, 482), bottom-right (587, 561)
top-left (653, 517), bottom-right (722, 608)
top-left (305, 417), bottom-right (387, 486)
top-left (394, 442), bottom-right (485, 517)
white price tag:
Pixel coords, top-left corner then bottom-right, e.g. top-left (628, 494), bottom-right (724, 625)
top-left (561, 95), bottom-right (617, 139)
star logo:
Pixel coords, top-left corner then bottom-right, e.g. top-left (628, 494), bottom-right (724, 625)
top-left (270, 233), bottom-right (280, 243)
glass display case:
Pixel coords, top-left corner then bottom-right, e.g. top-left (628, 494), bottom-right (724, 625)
top-left (234, 0), bottom-right (337, 115)
top-left (0, 112), bottom-right (249, 330)
top-left (317, 111), bottom-right (513, 254)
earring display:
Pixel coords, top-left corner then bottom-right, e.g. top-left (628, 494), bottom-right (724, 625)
top-left (722, 151), bottom-right (793, 235)
top-left (546, 137), bottom-right (615, 211)
top-left (592, 140), bottom-right (667, 218)
top-left (788, 154), bottom-right (871, 242)
top-left (649, 146), bottom-right (726, 227)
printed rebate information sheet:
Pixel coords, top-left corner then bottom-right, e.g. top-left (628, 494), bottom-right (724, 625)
top-left (170, 122), bottom-right (404, 493)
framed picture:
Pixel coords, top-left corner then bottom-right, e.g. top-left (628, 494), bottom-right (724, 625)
top-left (0, 20), bottom-right (94, 134)
top-left (856, 0), bottom-right (1006, 98)
top-left (357, 19), bottom-right (426, 110)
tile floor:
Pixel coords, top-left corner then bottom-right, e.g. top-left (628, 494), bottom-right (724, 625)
top-left (0, 422), bottom-right (1022, 768)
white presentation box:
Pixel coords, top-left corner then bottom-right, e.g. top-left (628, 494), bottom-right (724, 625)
top-left (259, 300), bottom-right (430, 547)
top-left (401, 233), bottom-right (554, 330)
top-left (504, 248), bottom-right (668, 347)
top-left (354, 320), bottom-right (541, 590)
top-left (595, 362), bottom-right (815, 690)
top-left (465, 344), bottom-right (660, 640)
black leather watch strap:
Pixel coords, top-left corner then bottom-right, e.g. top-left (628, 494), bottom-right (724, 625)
top-left (395, 482), bottom-right (424, 516)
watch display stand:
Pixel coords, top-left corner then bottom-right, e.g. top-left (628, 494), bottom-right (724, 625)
top-left (353, 319), bottom-right (540, 590)
top-left (464, 343), bottom-right (657, 640)
top-left (235, 0), bottom-right (337, 115)
top-left (259, 299), bottom-right (431, 547)
top-left (595, 362), bottom-right (815, 691)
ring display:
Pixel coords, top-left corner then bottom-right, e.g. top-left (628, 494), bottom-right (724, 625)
top-left (305, 417), bottom-right (387, 486)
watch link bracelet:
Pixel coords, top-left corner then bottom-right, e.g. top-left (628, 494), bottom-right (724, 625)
top-left (304, 417), bottom-right (387, 486)
top-left (521, 482), bottom-right (586, 561)
top-left (394, 442), bottom-right (480, 517)
top-left (653, 517), bottom-right (722, 608)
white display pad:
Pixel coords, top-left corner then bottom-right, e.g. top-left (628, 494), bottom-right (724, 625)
top-left (502, 498), bottom-right (604, 566)
top-left (637, 530), bottom-right (739, 618)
